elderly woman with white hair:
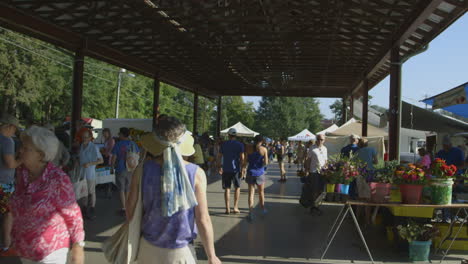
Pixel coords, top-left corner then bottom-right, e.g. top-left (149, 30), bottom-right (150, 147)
top-left (10, 126), bottom-right (85, 264)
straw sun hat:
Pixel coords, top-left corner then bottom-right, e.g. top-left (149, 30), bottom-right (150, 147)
top-left (140, 131), bottom-right (195, 157)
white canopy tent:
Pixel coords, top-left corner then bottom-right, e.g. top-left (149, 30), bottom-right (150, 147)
top-left (288, 129), bottom-right (316, 142)
top-left (316, 124), bottom-right (339, 135)
top-left (220, 122), bottom-right (259, 137)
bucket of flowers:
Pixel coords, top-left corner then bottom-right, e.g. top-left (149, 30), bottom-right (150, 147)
top-left (430, 158), bottom-right (457, 205)
top-left (321, 155), bottom-right (359, 201)
top-left (397, 220), bottom-right (439, 262)
top-left (368, 160), bottom-right (399, 203)
top-left (394, 163), bottom-right (429, 204)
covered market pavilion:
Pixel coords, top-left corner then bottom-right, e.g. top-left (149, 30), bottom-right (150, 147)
top-left (1, 1), bottom-right (467, 162)
top-left (1, 1), bottom-right (468, 264)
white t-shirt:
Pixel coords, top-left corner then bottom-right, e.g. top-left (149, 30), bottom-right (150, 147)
top-left (308, 145), bottom-right (328, 173)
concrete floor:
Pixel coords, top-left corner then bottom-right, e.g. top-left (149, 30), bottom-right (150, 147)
top-left (1, 161), bottom-right (467, 263)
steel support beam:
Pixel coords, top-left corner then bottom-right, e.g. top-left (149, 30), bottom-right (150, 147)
top-left (71, 47), bottom-right (84, 148)
top-left (152, 77), bottom-right (160, 130)
top-left (193, 93), bottom-right (199, 134)
top-left (362, 80), bottom-right (369, 137)
top-left (216, 96), bottom-right (222, 138)
top-left (342, 98), bottom-right (347, 125)
top-left (389, 47), bottom-right (402, 161)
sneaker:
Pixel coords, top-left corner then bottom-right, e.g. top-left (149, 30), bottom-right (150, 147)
top-left (0, 247), bottom-right (18, 257)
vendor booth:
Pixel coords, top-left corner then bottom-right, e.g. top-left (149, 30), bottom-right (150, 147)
top-left (287, 129), bottom-right (316, 142)
top-left (220, 122), bottom-right (259, 137)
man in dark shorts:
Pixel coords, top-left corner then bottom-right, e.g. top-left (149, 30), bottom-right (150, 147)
top-left (217, 128), bottom-right (245, 214)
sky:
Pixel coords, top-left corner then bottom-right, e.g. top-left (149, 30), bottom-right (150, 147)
top-left (244, 14), bottom-right (468, 119)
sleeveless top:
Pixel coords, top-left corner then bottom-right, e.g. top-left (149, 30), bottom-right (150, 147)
top-left (247, 148), bottom-right (265, 177)
top-left (141, 160), bottom-right (198, 249)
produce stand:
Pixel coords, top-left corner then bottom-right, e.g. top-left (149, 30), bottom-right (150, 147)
top-left (321, 200), bottom-right (468, 264)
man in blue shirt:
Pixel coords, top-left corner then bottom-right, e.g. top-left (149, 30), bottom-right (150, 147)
top-left (436, 136), bottom-right (465, 169)
top-left (218, 128), bottom-right (245, 214)
top-left (341, 134), bottom-right (360, 158)
top-left (111, 127), bottom-right (140, 215)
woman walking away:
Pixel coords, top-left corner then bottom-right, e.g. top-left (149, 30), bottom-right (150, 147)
top-left (296, 141), bottom-right (306, 172)
top-left (276, 139), bottom-right (286, 182)
top-left (126, 116), bottom-right (221, 264)
top-left (101, 128), bottom-right (115, 166)
top-left (11, 126), bottom-right (85, 264)
top-left (245, 135), bottom-right (269, 221)
top-left (79, 129), bottom-right (103, 220)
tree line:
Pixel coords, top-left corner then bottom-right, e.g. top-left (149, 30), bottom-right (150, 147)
top-left (0, 28), bottom-right (324, 139)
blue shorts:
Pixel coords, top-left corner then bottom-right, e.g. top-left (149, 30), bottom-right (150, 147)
top-left (246, 173), bottom-right (266, 186)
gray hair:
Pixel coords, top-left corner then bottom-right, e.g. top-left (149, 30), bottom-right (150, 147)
top-left (23, 125), bottom-right (59, 162)
top-left (155, 116), bottom-right (186, 142)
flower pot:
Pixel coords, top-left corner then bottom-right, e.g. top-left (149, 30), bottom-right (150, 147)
top-left (399, 184), bottom-right (423, 204)
top-left (408, 240), bottom-right (431, 262)
top-left (369, 182), bottom-right (391, 203)
top-left (430, 178), bottom-right (453, 205)
top-left (326, 184), bottom-right (335, 193)
top-left (338, 184), bottom-right (350, 195)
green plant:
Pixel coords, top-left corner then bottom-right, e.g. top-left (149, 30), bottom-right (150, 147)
top-left (373, 160), bottom-right (399, 184)
top-left (397, 220), bottom-right (439, 242)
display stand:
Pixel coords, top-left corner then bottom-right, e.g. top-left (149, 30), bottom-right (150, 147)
top-left (320, 200), bottom-right (468, 263)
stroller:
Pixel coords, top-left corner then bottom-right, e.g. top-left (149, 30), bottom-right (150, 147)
top-left (299, 173), bottom-right (326, 215)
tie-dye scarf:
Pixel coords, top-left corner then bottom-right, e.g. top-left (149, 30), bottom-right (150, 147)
top-left (155, 134), bottom-right (198, 217)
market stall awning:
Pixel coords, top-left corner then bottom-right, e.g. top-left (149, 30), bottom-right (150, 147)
top-left (421, 82), bottom-right (468, 118)
top-left (288, 129), bottom-right (316, 142)
top-left (328, 118), bottom-right (388, 138)
top-left (220, 122), bottom-right (259, 137)
top-left (316, 124), bottom-right (339, 135)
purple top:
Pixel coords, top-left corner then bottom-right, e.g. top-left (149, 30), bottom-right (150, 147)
top-left (141, 160), bottom-right (198, 249)
top-left (247, 151), bottom-right (265, 177)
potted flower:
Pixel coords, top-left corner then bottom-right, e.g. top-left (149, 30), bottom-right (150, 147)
top-left (397, 221), bottom-right (439, 262)
top-left (336, 159), bottom-right (359, 195)
top-left (394, 164), bottom-right (428, 204)
top-left (369, 160), bottom-right (399, 203)
top-left (430, 158), bottom-right (457, 205)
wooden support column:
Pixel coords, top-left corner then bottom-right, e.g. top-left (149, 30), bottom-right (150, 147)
top-left (216, 96), bottom-right (222, 138)
top-left (152, 76), bottom-right (160, 130)
top-left (193, 93), bottom-right (199, 134)
top-left (362, 80), bottom-right (369, 137)
top-left (350, 96), bottom-right (354, 119)
top-left (71, 47), bottom-right (84, 146)
top-left (389, 46), bottom-right (402, 161)
top-left (341, 98), bottom-right (347, 125)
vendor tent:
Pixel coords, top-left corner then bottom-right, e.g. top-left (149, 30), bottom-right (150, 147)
top-left (327, 118), bottom-right (388, 138)
top-left (288, 129), bottom-right (316, 142)
top-left (220, 122), bottom-right (259, 137)
top-left (422, 82), bottom-right (468, 118)
top-left (316, 124), bottom-right (339, 135)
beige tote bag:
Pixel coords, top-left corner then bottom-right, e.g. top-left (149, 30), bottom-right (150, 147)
top-left (102, 154), bottom-right (145, 264)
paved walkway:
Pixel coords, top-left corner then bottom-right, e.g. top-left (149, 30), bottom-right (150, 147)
top-left (2, 161), bottom-right (467, 263)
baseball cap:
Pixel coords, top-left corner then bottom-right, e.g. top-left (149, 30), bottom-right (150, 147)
top-left (0, 114), bottom-right (20, 128)
top-left (228, 128), bottom-right (237, 136)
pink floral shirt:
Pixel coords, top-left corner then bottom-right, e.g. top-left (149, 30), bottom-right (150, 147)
top-left (10, 163), bottom-right (84, 261)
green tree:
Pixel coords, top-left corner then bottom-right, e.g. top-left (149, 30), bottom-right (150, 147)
top-left (255, 97), bottom-right (322, 139)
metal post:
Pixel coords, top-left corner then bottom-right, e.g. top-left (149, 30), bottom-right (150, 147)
top-left (389, 46), bottom-right (402, 161)
top-left (115, 70), bottom-right (123, 118)
top-left (193, 93), bottom-right (199, 134)
top-left (362, 79), bottom-right (369, 137)
top-left (152, 76), bottom-right (160, 130)
top-left (71, 48), bottom-right (84, 146)
top-left (341, 98), bottom-right (347, 125)
top-left (216, 96), bottom-right (222, 138)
